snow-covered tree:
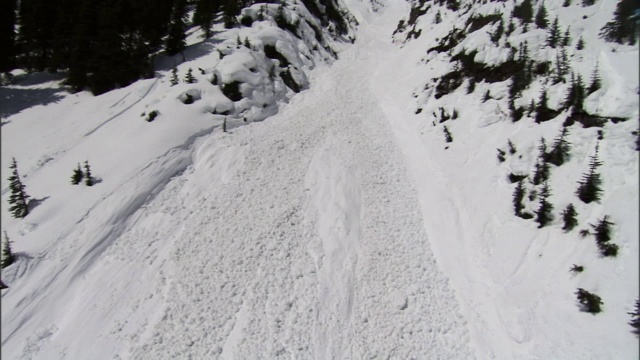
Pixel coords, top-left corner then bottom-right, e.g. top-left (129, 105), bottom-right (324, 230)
top-left (184, 68), bottom-right (196, 84)
top-left (170, 67), bottom-right (179, 86)
top-left (71, 163), bottom-right (83, 185)
top-left (7, 158), bottom-right (29, 219)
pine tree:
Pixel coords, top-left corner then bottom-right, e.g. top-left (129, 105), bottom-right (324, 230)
top-left (244, 37), bottom-right (251, 48)
top-left (483, 90), bottom-right (491, 102)
top-left (576, 144), bottom-right (603, 203)
top-left (513, 180), bottom-right (526, 216)
top-left (535, 89), bottom-right (549, 123)
top-left (84, 161), bottom-right (93, 186)
top-left (497, 148), bottom-right (506, 162)
top-left (508, 139), bottom-right (517, 154)
top-left (590, 215), bottom-right (613, 244)
top-left (165, 0), bottom-right (187, 56)
top-left (7, 158), bottom-right (29, 219)
top-left (600, 0), bottom-right (639, 45)
top-left (576, 36), bottom-right (585, 50)
top-left (491, 20), bottom-right (504, 44)
top-left (547, 127), bottom-right (571, 166)
top-left (184, 68), bottom-right (196, 83)
top-left (535, 182), bottom-right (554, 228)
top-left (576, 288), bottom-right (603, 313)
top-left (535, 3), bottom-right (549, 29)
top-left (547, 17), bottom-right (561, 48)
top-left (170, 67), bottom-right (179, 86)
top-left (435, 11), bottom-right (442, 24)
top-left (564, 73), bottom-right (586, 112)
top-left (528, 98), bottom-right (536, 117)
top-left (629, 298), bottom-right (640, 337)
top-left (223, 117), bottom-right (227, 133)
top-left (561, 203), bottom-right (578, 231)
top-left (193, 0), bottom-right (220, 39)
top-left (588, 64), bottom-right (602, 94)
top-left (563, 0), bottom-right (572, 6)
top-left (443, 126), bottom-right (453, 142)
top-left (1, 231), bottom-right (15, 269)
top-left (532, 138), bottom-right (550, 184)
top-left (582, 0), bottom-right (597, 6)
top-left (513, 0), bottom-right (534, 23)
top-left (71, 163), bottom-right (84, 185)
top-left (0, 0), bottom-right (18, 72)
top-left (562, 27), bottom-right (572, 46)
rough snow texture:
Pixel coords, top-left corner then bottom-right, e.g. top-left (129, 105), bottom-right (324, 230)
top-left (1, 0), bottom-right (638, 359)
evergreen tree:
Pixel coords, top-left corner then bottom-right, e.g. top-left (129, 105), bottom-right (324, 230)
top-left (535, 182), bottom-right (554, 228)
top-left (590, 215), bottom-right (614, 244)
top-left (84, 161), bottom-right (94, 186)
top-left (0, 0), bottom-right (18, 72)
top-left (588, 64), bottom-right (602, 94)
top-left (508, 139), bottom-right (517, 154)
top-left (528, 98), bottom-right (536, 117)
top-left (497, 148), bottom-right (506, 162)
top-left (582, 0), bottom-right (596, 6)
top-left (435, 11), bottom-right (442, 24)
top-left (165, 0), bottom-right (187, 56)
top-left (193, 0), bottom-right (221, 39)
top-left (564, 73), bottom-right (586, 111)
top-left (576, 36), bottom-right (585, 50)
top-left (513, 180), bottom-right (526, 216)
top-left (547, 16), bottom-right (561, 48)
top-left (576, 144), bottom-right (603, 203)
top-left (170, 67), bottom-right (179, 86)
top-left (561, 203), bottom-right (578, 231)
top-left (223, 0), bottom-right (241, 28)
top-left (443, 126), bottom-right (453, 143)
top-left (535, 89), bottom-right (550, 123)
top-left (629, 299), bottom-right (640, 337)
top-left (513, 0), bottom-right (534, 23)
top-left (244, 37), bottom-right (251, 48)
top-left (562, 27), bottom-right (572, 46)
top-left (535, 3), bottom-right (549, 29)
top-left (1, 231), bottom-right (15, 269)
top-left (547, 127), bottom-right (571, 166)
top-left (184, 68), bottom-right (196, 83)
top-left (71, 163), bottom-right (84, 185)
top-left (491, 20), bottom-right (504, 44)
top-left (532, 138), bottom-right (550, 184)
top-left (7, 158), bottom-right (29, 219)
top-left (600, 0), bottom-right (639, 45)
top-left (576, 288), bottom-right (603, 313)
top-left (563, 0), bottom-right (572, 6)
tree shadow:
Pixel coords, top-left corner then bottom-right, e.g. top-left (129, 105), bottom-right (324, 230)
top-left (0, 87), bottom-right (67, 118)
top-left (154, 34), bottom-right (224, 72)
top-left (27, 196), bottom-right (50, 213)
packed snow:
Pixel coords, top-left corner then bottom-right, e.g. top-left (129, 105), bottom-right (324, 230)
top-left (1, 0), bottom-right (638, 359)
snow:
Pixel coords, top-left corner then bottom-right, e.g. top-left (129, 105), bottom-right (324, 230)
top-left (1, 0), bottom-right (638, 359)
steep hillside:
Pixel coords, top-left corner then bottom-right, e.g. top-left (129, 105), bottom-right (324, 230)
top-left (389, 0), bottom-right (639, 357)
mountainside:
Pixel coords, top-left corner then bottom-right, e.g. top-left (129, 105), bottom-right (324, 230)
top-left (1, 0), bottom-right (638, 358)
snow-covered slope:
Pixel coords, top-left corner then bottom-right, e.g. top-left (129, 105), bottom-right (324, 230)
top-left (1, 0), bottom-right (638, 358)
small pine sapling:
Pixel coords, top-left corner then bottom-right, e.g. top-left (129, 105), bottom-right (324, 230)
top-left (576, 36), bottom-right (585, 50)
top-left (561, 203), bottom-right (578, 231)
top-left (575, 288), bottom-right (603, 314)
top-left (513, 180), bottom-right (526, 217)
top-left (535, 182), bottom-right (554, 228)
top-left (576, 144), bottom-right (603, 203)
top-left (443, 126), bottom-right (453, 143)
top-left (562, 27), bottom-right (572, 46)
top-left (170, 67), bottom-right (179, 86)
top-left (1, 231), bottom-right (15, 269)
top-left (629, 299), bottom-right (640, 337)
top-left (71, 163), bottom-right (84, 185)
top-left (7, 158), bottom-right (30, 219)
top-left (223, 117), bottom-right (227, 133)
top-left (547, 127), bottom-right (571, 166)
top-left (507, 139), bottom-right (517, 154)
top-left (184, 68), bottom-right (196, 83)
top-left (84, 161), bottom-right (94, 186)
top-left (497, 149), bottom-right (506, 162)
top-left (579, 229), bottom-right (591, 237)
top-left (570, 264), bottom-right (584, 273)
top-left (466, 77), bottom-right (476, 94)
top-left (244, 37), bottom-right (251, 48)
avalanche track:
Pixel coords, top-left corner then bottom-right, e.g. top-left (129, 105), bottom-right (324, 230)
top-left (2, 2), bottom-right (475, 359)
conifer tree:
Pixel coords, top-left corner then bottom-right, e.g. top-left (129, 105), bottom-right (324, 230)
top-left (532, 138), bottom-right (550, 184)
top-left (535, 89), bottom-right (550, 123)
top-left (443, 126), bottom-right (453, 143)
top-left (582, 0), bottom-right (596, 6)
top-left (7, 158), bottom-right (29, 219)
top-left (513, 180), bottom-right (526, 216)
top-left (513, 0), bottom-right (534, 23)
top-left (548, 127), bottom-right (571, 166)
top-left (562, 27), bottom-right (572, 46)
top-left (547, 17), bottom-right (561, 48)
top-left (184, 68), bottom-right (196, 83)
top-left (563, 0), bottom-right (572, 6)
top-left (629, 299), bottom-right (640, 337)
top-left (561, 203), bottom-right (578, 231)
top-left (535, 3), bottom-right (549, 29)
top-left (1, 231), bottom-right (15, 269)
top-left (600, 0), bottom-right (639, 45)
top-left (165, 0), bottom-right (187, 56)
top-left (193, 0), bottom-right (220, 39)
top-left (497, 148), bottom-right (506, 162)
top-left (590, 215), bottom-right (618, 256)
top-left (588, 64), bottom-right (602, 94)
top-left (170, 67), bottom-right (179, 86)
top-left (244, 37), bottom-right (251, 48)
top-left (528, 98), bottom-right (536, 117)
top-left (564, 73), bottom-right (586, 112)
top-left (84, 161), bottom-right (93, 186)
top-left (576, 288), bottom-right (603, 313)
top-left (535, 181), bottom-right (554, 228)
top-left (576, 144), bottom-right (603, 203)
top-left (576, 37), bottom-right (585, 50)
top-left (435, 11), bottom-right (442, 24)
top-left (71, 163), bottom-right (84, 185)
top-left (508, 139), bottom-right (517, 154)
